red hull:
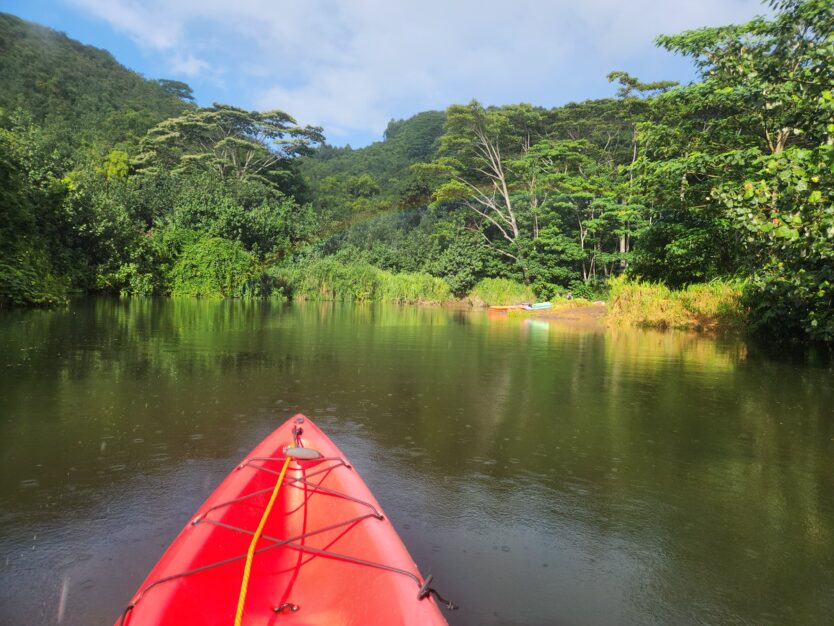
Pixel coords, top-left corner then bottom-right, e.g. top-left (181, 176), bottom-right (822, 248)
top-left (117, 415), bottom-right (448, 625)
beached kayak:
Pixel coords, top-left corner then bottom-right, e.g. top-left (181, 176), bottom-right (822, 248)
top-left (116, 414), bottom-right (451, 625)
top-left (488, 302), bottom-right (552, 311)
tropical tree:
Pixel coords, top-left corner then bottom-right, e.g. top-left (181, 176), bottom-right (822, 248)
top-left (633, 0), bottom-right (834, 338)
top-left (135, 104), bottom-right (324, 189)
top-left (424, 101), bottom-right (548, 275)
top-left (423, 99), bottom-right (644, 293)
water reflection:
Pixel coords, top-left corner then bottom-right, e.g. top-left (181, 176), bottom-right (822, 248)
top-left (0, 299), bottom-right (832, 625)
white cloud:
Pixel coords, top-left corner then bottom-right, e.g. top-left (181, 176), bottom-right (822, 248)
top-left (169, 52), bottom-right (212, 77)
top-left (67, 0), bottom-right (768, 140)
top-left (69, 0), bottom-right (182, 50)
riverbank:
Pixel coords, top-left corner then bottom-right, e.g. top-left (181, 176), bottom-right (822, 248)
top-left (482, 277), bottom-right (746, 335)
top-left (516, 302), bottom-right (608, 330)
top-left (606, 276), bottom-right (745, 333)
top-left (3, 258), bottom-right (748, 336)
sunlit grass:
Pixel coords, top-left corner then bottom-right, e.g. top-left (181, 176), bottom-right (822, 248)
top-left (276, 259), bottom-right (451, 304)
top-left (377, 270), bottom-right (452, 304)
top-left (467, 278), bottom-right (535, 306)
top-left (607, 275), bottom-right (746, 332)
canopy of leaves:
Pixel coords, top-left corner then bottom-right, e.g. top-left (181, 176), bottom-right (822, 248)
top-left (300, 110), bottom-right (446, 221)
top-left (135, 104), bottom-right (324, 191)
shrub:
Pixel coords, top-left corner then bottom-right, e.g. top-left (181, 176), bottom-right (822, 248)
top-left (279, 258), bottom-right (379, 301)
top-left (169, 237), bottom-right (257, 298)
top-left (743, 264), bottom-right (834, 342)
top-left (0, 244), bottom-right (68, 306)
top-left (0, 261), bottom-right (67, 306)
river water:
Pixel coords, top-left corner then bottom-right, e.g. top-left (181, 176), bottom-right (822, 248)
top-left (0, 298), bottom-right (832, 625)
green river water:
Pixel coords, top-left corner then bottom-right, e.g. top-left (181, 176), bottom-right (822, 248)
top-left (0, 298), bottom-right (832, 625)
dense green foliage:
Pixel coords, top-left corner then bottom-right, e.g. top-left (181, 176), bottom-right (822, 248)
top-left (1, 2), bottom-right (832, 342)
top-left (0, 13), bottom-right (319, 305)
top-left (0, 114), bottom-right (69, 305)
top-left (299, 0), bottom-right (832, 340)
top-left (299, 111), bottom-right (445, 229)
top-left (277, 258), bottom-right (451, 303)
top-left (631, 0), bottom-right (833, 339)
top-left (0, 13), bottom-right (188, 148)
top-left (169, 237), bottom-right (258, 299)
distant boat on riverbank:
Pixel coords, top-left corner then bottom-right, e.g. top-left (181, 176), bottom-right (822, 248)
top-left (488, 302), bottom-right (552, 311)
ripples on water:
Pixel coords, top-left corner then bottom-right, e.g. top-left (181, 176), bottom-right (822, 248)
top-left (0, 299), bottom-right (832, 625)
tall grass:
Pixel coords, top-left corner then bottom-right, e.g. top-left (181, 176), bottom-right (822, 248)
top-left (607, 275), bottom-right (746, 331)
top-left (468, 278), bottom-right (535, 306)
top-left (277, 259), bottom-right (451, 304)
top-left (278, 259), bottom-right (378, 301)
top-left (377, 270), bottom-right (452, 303)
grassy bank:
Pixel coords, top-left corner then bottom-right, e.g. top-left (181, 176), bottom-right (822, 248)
top-left (4, 244), bottom-right (751, 337)
top-left (276, 259), bottom-right (452, 304)
top-left (607, 276), bottom-right (746, 332)
top-left (467, 278), bottom-right (536, 306)
top-left (278, 265), bottom-right (603, 313)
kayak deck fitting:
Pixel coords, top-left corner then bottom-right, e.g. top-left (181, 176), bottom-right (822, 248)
top-left (117, 414), bottom-right (452, 625)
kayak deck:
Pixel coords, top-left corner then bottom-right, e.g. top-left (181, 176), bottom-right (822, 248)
top-left (118, 415), bottom-right (448, 625)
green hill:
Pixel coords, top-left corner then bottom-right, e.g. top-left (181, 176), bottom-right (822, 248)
top-left (303, 111), bottom-right (445, 181)
top-left (0, 12), bottom-right (189, 148)
top-left (300, 110), bottom-right (445, 213)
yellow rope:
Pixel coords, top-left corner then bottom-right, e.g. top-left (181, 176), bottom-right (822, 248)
top-left (233, 453), bottom-right (292, 626)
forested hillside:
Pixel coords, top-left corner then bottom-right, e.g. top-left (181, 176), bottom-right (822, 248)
top-left (1, 0), bottom-right (832, 342)
top-left (301, 97), bottom-right (653, 297)
top-left (298, 0), bottom-right (833, 340)
top-left (0, 12), bottom-right (322, 304)
top-left (0, 13), bottom-right (188, 146)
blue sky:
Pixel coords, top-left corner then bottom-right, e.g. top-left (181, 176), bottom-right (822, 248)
top-left (3, 0), bottom-right (768, 147)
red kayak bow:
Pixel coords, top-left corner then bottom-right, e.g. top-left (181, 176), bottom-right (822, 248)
top-left (117, 414), bottom-right (452, 625)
